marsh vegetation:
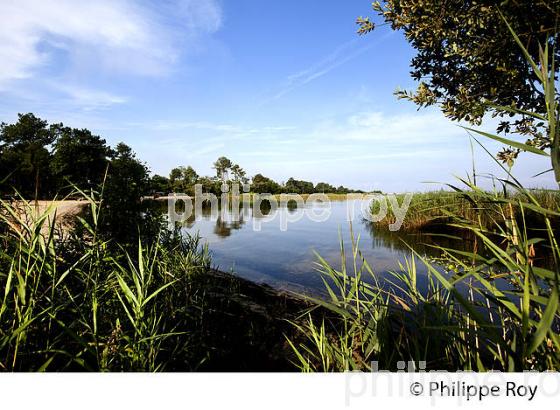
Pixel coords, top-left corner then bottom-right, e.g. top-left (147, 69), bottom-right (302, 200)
top-left (1, 2), bottom-right (560, 372)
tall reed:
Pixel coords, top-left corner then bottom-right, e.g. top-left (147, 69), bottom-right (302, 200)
top-left (0, 191), bottom-right (211, 371)
top-left (288, 17), bottom-right (560, 372)
top-left (288, 175), bottom-right (559, 370)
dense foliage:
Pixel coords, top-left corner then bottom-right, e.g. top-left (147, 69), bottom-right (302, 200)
top-left (1, 1), bottom-right (559, 373)
top-left (51, 126), bottom-right (111, 195)
top-left (359, 0), bottom-right (560, 171)
top-left (0, 114), bottom-right (57, 199)
top-left (0, 114), bottom-right (142, 200)
top-left (158, 161), bottom-right (362, 195)
top-left (0, 195), bottom-right (306, 371)
top-left (0, 114), bottom-right (362, 200)
top-left (285, 0), bottom-right (560, 372)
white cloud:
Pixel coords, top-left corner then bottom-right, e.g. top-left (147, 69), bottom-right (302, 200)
top-left (173, 0), bottom-right (223, 34)
top-left (339, 110), bottom-right (465, 143)
top-left (0, 0), bottom-right (222, 89)
top-left (191, 143), bottom-right (226, 156)
top-left (53, 83), bottom-right (128, 111)
top-left (151, 121), bottom-right (243, 133)
top-left (263, 31), bottom-right (394, 104)
top-left (138, 120), bottom-right (296, 139)
top-left (298, 110), bottom-right (470, 152)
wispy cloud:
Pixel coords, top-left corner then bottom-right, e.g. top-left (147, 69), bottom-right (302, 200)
top-left (51, 83), bottom-right (127, 111)
top-left (263, 32), bottom-right (394, 104)
top-left (191, 143), bottom-right (226, 156)
top-left (213, 110), bottom-right (459, 179)
top-left (325, 110), bottom-right (466, 144)
top-left (139, 120), bottom-right (297, 138)
top-left (152, 121), bottom-right (240, 132)
top-left (0, 0), bottom-right (223, 105)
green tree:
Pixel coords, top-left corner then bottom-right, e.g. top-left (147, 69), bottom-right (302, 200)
top-left (0, 145), bottom-right (8, 196)
top-left (183, 166), bottom-right (199, 186)
top-left (359, 1), bottom-right (560, 165)
top-left (149, 175), bottom-right (170, 194)
top-left (51, 126), bottom-right (111, 194)
top-left (197, 176), bottom-right (222, 195)
top-left (169, 167), bottom-right (182, 187)
top-left (231, 164), bottom-right (248, 184)
top-left (0, 113), bottom-right (56, 198)
top-left (213, 156), bottom-right (233, 181)
top-left (285, 178), bottom-right (314, 194)
top-left (169, 166), bottom-right (198, 193)
top-left (101, 143), bottom-right (152, 242)
top-left (314, 182), bottom-right (336, 193)
top-left (251, 173), bottom-right (281, 193)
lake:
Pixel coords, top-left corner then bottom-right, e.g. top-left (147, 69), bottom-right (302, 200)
top-left (167, 198), bottom-right (449, 295)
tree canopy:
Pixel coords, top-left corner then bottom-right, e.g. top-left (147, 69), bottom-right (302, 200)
top-left (169, 166), bottom-right (199, 193)
top-left (101, 143), bottom-right (151, 241)
top-left (358, 0), bottom-right (560, 164)
top-left (51, 126), bottom-right (111, 194)
top-left (251, 174), bottom-right (282, 194)
top-left (213, 156), bottom-right (233, 181)
top-left (0, 114), bottom-right (365, 199)
top-left (0, 114), bottom-right (142, 200)
top-left (0, 113), bottom-right (56, 198)
top-left (285, 178), bottom-right (314, 194)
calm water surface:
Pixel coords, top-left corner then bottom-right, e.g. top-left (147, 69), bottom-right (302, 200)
top-left (177, 200), bottom-right (439, 294)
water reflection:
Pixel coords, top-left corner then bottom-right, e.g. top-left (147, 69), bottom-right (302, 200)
top-left (145, 198), bottom-right (553, 303)
top-left (148, 199), bottom-right (454, 294)
top-left (213, 212), bottom-right (247, 238)
top-left (363, 221), bottom-right (477, 256)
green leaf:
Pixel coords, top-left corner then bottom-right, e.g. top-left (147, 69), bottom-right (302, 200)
top-left (462, 127), bottom-right (549, 157)
top-left (527, 288), bottom-right (559, 356)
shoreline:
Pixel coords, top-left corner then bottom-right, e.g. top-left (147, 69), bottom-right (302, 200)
top-left (189, 267), bottom-right (313, 371)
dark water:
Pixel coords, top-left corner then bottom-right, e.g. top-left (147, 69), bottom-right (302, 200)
top-left (170, 199), bottom-right (457, 294)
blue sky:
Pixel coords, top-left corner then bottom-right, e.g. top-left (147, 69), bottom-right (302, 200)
top-left (0, 0), bottom-right (555, 191)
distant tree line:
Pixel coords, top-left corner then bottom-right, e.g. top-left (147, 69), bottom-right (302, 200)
top-left (1, 114), bottom-right (365, 202)
top-left (156, 157), bottom-right (364, 196)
